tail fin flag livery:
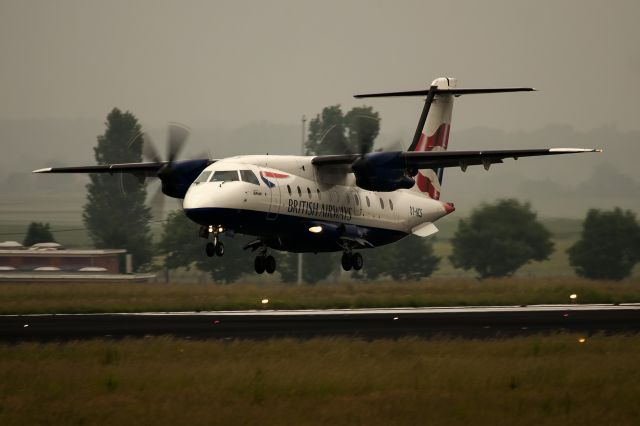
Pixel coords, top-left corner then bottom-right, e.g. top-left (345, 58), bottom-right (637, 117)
top-left (410, 77), bottom-right (456, 199)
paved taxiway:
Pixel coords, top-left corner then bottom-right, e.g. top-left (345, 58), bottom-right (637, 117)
top-left (2, 304), bottom-right (640, 341)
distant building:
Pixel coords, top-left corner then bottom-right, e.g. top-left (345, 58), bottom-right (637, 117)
top-left (0, 242), bottom-right (154, 282)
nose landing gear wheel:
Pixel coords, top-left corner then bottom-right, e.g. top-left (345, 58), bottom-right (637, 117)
top-left (205, 242), bottom-right (215, 257)
top-left (265, 255), bottom-right (276, 274)
top-left (215, 241), bottom-right (225, 257)
top-left (352, 253), bottom-right (363, 271)
top-left (341, 253), bottom-right (352, 271)
top-left (254, 256), bottom-right (266, 274)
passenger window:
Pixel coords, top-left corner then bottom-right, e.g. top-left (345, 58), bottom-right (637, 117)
top-left (212, 170), bottom-right (239, 182)
top-left (194, 171), bottom-right (211, 184)
top-left (380, 198), bottom-right (385, 209)
top-left (287, 185), bottom-right (292, 195)
top-left (240, 170), bottom-right (260, 185)
top-left (366, 196), bottom-right (370, 207)
top-left (307, 187), bottom-right (312, 199)
top-left (389, 199), bottom-right (394, 210)
top-left (297, 186), bottom-right (302, 197)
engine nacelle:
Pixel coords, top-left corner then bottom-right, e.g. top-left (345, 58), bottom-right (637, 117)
top-left (352, 152), bottom-right (415, 192)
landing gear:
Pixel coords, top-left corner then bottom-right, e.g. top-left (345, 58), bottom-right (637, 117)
top-left (254, 256), bottom-right (265, 274)
top-left (341, 252), bottom-right (363, 271)
top-left (352, 253), bottom-right (363, 271)
top-left (265, 255), bottom-right (276, 274)
top-left (205, 240), bottom-right (224, 257)
top-left (341, 253), bottom-right (352, 271)
top-left (203, 225), bottom-right (225, 257)
top-left (254, 255), bottom-right (276, 274)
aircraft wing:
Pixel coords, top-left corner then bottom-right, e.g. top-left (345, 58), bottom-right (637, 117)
top-left (401, 148), bottom-right (601, 170)
top-left (33, 159), bottom-right (216, 176)
top-left (33, 162), bottom-right (169, 176)
top-left (312, 148), bottom-right (601, 171)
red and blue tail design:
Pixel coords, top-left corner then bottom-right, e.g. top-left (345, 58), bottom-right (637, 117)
top-left (411, 77), bottom-right (456, 200)
top-left (414, 123), bottom-right (450, 199)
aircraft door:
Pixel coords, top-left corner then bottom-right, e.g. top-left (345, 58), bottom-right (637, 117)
top-left (351, 189), bottom-right (363, 217)
top-left (261, 168), bottom-right (281, 220)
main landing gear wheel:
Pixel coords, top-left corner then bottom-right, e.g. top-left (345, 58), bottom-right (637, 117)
top-left (352, 253), bottom-right (363, 271)
top-left (254, 255), bottom-right (276, 274)
top-left (341, 252), bottom-right (363, 271)
top-left (265, 255), bottom-right (276, 274)
top-left (341, 253), bottom-right (352, 271)
top-left (254, 256), bottom-right (265, 274)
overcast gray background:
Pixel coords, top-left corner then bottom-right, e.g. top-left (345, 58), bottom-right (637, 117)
top-left (1, 0), bottom-right (638, 218)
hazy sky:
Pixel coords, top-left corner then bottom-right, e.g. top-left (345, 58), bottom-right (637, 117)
top-left (1, 0), bottom-right (639, 135)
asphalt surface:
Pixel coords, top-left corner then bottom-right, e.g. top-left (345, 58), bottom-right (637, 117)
top-left (2, 304), bottom-right (640, 341)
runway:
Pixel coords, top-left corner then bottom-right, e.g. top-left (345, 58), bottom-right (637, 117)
top-left (2, 304), bottom-right (640, 341)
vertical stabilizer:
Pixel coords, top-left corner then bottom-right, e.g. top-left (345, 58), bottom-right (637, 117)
top-left (410, 77), bottom-right (456, 199)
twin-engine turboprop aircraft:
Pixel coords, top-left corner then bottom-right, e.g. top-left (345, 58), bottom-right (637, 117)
top-left (34, 77), bottom-right (600, 274)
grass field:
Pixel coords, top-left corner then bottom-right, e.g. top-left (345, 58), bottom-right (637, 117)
top-left (1, 277), bottom-right (639, 314)
top-left (1, 334), bottom-right (639, 425)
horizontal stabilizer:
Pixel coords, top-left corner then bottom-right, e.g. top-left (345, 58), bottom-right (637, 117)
top-left (355, 87), bottom-right (535, 99)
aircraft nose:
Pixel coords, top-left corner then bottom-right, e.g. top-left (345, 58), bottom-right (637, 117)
top-left (182, 185), bottom-right (212, 225)
top-left (182, 187), bottom-right (200, 210)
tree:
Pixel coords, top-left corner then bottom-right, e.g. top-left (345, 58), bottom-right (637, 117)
top-left (356, 236), bottom-right (440, 281)
top-left (306, 105), bottom-right (380, 155)
top-left (158, 211), bottom-right (254, 283)
top-left (568, 208), bottom-right (640, 280)
top-left (83, 108), bottom-right (153, 270)
top-left (344, 106), bottom-right (380, 155)
top-left (23, 222), bottom-right (56, 246)
top-left (389, 236), bottom-right (440, 281)
top-left (449, 199), bottom-right (553, 279)
top-left (157, 211), bottom-right (203, 271)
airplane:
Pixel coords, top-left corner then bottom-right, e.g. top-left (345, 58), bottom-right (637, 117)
top-left (33, 77), bottom-right (601, 274)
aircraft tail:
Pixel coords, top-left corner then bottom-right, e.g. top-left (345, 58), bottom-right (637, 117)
top-left (409, 77), bottom-right (456, 200)
top-left (354, 79), bottom-right (535, 200)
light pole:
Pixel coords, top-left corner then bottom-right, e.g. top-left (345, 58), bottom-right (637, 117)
top-left (297, 115), bottom-right (306, 285)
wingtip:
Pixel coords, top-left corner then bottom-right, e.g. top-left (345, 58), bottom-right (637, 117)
top-left (32, 167), bottom-right (52, 173)
top-left (549, 148), bottom-right (602, 153)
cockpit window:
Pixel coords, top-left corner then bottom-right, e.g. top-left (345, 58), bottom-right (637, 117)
top-left (240, 170), bottom-right (260, 185)
top-left (212, 170), bottom-right (240, 182)
top-left (194, 171), bottom-right (212, 184)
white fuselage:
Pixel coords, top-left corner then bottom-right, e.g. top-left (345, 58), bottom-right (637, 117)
top-left (182, 155), bottom-right (452, 253)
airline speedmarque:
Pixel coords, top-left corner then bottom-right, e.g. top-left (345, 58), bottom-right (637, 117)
top-left (35, 77), bottom-right (601, 274)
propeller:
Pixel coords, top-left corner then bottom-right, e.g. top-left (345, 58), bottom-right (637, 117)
top-left (121, 123), bottom-right (193, 218)
top-left (350, 113), bottom-right (381, 176)
top-left (144, 122), bottom-right (191, 218)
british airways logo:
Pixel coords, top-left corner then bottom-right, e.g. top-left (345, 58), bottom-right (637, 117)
top-left (260, 171), bottom-right (289, 188)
